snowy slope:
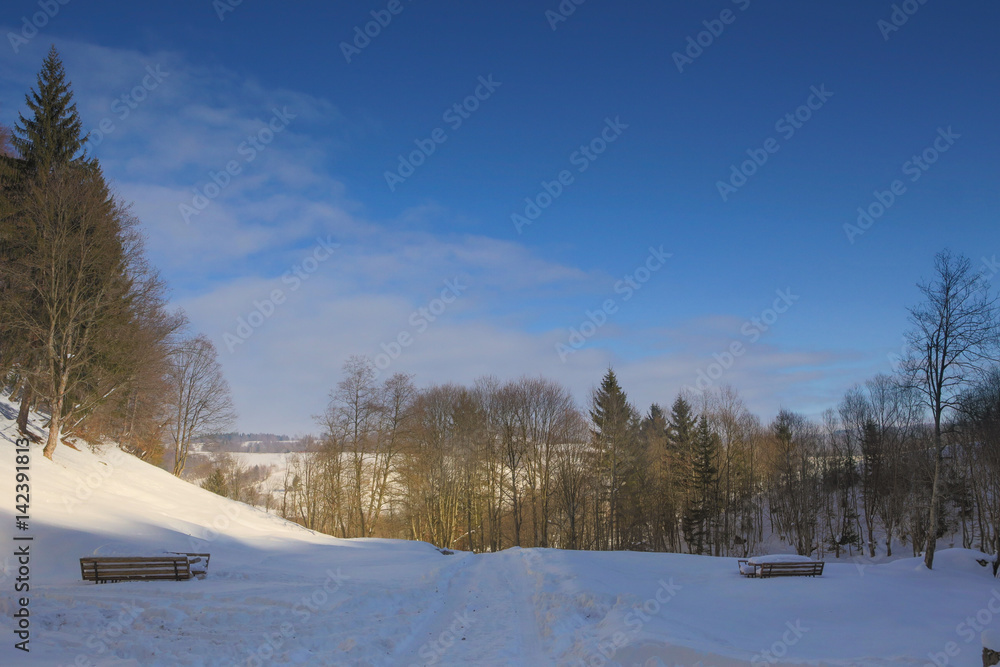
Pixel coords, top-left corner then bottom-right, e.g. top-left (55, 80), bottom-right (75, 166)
top-left (2, 396), bottom-right (999, 666)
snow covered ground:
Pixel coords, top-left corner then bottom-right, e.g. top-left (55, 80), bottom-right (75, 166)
top-left (2, 398), bottom-right (999, 666)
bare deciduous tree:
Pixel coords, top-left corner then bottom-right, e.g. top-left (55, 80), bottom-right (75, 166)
top-left (167, 335), bottom-right (236, 476)
top-left (903, 250), bottom-right (999, 569)
top-left (319, 356), bottom-right (416, 538)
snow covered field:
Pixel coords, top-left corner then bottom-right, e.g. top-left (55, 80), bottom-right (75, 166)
top-left (2, 401), bottom-right (999, 666)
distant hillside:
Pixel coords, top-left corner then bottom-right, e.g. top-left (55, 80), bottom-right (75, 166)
top-left (193, 432), bottom-right (313, 453)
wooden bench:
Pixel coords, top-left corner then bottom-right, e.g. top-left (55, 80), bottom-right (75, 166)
top-left (758, 561), bottom-right (824, 578)
top-left (80, 556), bottom-right (192, 584)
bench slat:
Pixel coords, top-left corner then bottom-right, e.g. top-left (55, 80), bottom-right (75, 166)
top-left (757, 561), bottom-right (824, 578)
top-left (80, 557), bottom-right (188, 563)
top-left (80, 556), bottom-right (192, 584)
top-left (82, 567), bottom-right (189, 572)
top-left (82, 564), bottom-right (189, 568)
top-left (83, 574), bottom-right (189, 580)
top-left (81, 567), bottom-right (191, 575)
top-left (82, 568), bottom-right (190, 575)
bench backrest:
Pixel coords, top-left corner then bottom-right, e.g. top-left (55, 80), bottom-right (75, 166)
top-left (80, 557), bottom-right (192, 582)
top-left (758, 561), bottom-right (824, 577)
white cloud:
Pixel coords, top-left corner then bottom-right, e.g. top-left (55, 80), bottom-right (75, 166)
top-left (0, 32), bottom-right (863, 434)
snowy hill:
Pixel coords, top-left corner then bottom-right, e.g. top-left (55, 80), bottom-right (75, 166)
top-left (2, 396), bottom-right (999, 666)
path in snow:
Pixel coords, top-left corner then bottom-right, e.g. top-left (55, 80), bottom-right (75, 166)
top-left (393, 549), bottom-right (546, 666)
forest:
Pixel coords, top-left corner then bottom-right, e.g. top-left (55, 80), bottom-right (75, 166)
top-left (267, 274), bottom-right (999, 570)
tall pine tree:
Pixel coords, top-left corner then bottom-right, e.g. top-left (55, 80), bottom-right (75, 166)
top-left (667, 396), bottom-right (696, 450)
top-left (3, 47), bottom-right (94, 437)
top-left (590, 369), bottom-right (640, 550)
top-left (690, 414), bottom-right (719, 555)
top-left (13, 46), bottom-right (87, 175)
top-left (666, 395), bottom-right (697, 551)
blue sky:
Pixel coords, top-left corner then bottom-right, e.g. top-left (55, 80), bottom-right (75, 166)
top-left (2, 0), bottom-right (998, 434)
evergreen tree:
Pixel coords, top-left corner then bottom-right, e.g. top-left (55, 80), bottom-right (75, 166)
top-left (13, 46), bottom-right (87, 175)
top-left (666, 395), bottom-right (697, 551)
top-left (667, 396), bottom-right (696, 451)
top-left (3, 48), bottom-right (96, 438)
top-left (690, 414), bottom-right (719, 555)
top-left (590, 369), bottom-right (640, 550)
top-left (640, 404), bottom-right (667, 439)
top-left (0, 117), bottom-right (23, 376)
top-left (202, 468), bottom-right (228, 497)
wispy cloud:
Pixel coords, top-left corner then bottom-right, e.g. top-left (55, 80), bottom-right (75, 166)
top-left (0, 33), bottom-right (862, 434)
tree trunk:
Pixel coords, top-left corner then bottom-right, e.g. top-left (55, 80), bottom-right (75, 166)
top-left (994, 531), bottom-right (999, 578)
top-left (867, 508), bottom-right (877, 558)
top-left (43, 395), bottom-right (62, 459)
top-left (924, 422), bottom-right (943, 569)
top-left (17, 381), bottom-right (33, 435)
top-left (172, 441), bottom-right (187, 476)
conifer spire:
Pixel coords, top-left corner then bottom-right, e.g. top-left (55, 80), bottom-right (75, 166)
top-left (14, 46), bottom-right (87, 174)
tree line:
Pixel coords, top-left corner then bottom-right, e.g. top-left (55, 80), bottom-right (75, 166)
top-left (262, 251), bottom-right (998, 570)
top-left (1, 48), bottom-right (235, 469)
